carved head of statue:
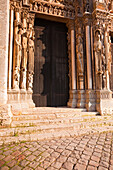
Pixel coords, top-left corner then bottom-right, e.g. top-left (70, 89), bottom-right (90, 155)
top-left (95, 30), bottom-right (101, 42)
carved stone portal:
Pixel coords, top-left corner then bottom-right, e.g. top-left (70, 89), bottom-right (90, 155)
top-left (6, 0), bottom-right (113, 115)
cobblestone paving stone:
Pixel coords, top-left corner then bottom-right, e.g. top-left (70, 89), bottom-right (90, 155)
top-left (0, 132), bottom-right (113, 170)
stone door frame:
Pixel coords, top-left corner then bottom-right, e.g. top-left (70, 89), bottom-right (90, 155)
top-left (7, 0), bottom-right (76, 109)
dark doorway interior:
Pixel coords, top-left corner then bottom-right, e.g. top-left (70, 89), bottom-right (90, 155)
top-left (33, 18), bottom-right (69, 107)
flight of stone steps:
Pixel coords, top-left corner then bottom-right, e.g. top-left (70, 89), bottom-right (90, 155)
top-left (0, 107), bottom-right (113, 145)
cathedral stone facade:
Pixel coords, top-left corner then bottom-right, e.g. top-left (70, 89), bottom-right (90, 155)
top-left (0, 0), bottom-right (113, 124)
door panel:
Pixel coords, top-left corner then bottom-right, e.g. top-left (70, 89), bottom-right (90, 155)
top-left (33, 19), bottom-right (69, 107)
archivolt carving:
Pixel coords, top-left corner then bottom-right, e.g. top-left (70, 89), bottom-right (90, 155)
top-left (10, 0), bottom-right (75, 19)
top-left (30, 0), bottom-right (75, 19)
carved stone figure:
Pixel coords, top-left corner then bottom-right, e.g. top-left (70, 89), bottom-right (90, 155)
top-left (103, 27), bottom-right (112, 90)
top-left (13, 9), bottom-right (23, 89)
top-left (15, 26), bottom-right (23, 66)
top-left (27, 23), bottom-right (35, 91)
top-left (14, 26), bottom-right (23, 89)
top-left (94, 30), bottom-right (103, 74)
top-left (21, 17), bottom-right (28, 90)
top-left (34, 2), bottom-right (38, 11)
top-left (76, 35), bottom-right (84, 75)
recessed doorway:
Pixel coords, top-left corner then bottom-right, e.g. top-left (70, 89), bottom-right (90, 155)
top-left (33, 18), bottom-right (69, 107)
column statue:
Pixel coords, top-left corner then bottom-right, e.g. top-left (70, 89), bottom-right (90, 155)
top-left (14, 25), bottom-right (23, 89)
top-left (20, 14), bottom-right (28, 90)
top-left (27, 23), bottom-right (35, 91)
top-left (13, 9), bottom-right (22, 90)
top-left (76, 35), bottom-right (84, 75)
top-left (94, 30), bottom-right (103, 74)
top-left (104, 26), bottom-right (112, 90)
top-left (76, 33), bottom-right (84, 90)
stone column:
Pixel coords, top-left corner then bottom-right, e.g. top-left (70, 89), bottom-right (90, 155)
top-left (8, 5), bottom-right (14, 90)
top-left (0, 0), bottom-right (12, 126)
top-left (67, 21), bottom-right (77, 108)
top-left (86, 25), bottom-right (92, 89)
top-left (0, 0), bottom-right (9, 105)
top-left (70, 24), bottom-right (76, 91)
top-left (85, 14), bottom-right (96, 111)
top-left (75, 26), bottom-right (85, 108)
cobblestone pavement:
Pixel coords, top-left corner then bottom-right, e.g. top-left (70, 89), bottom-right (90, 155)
top-left (0, 132), bottom-right (113, 170)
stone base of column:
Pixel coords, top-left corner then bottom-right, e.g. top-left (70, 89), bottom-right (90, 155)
top-left (27, 90), bottom-right (35, 108)
top-left (96, 90), bottom-right (113, 115)
top-left (86, 90), bottom-right (96, 111)
top-left (0, 104), bottom-right (13, 127)
top-left (67, 90), bottom-right (77, 108)
top-left (7, 89), bottom-right (35, 112)
top-left (77, 90), bottom-right (85, 108)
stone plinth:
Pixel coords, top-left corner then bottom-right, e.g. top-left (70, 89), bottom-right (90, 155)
top-left (67, 90), bottom-right (77, 108)
top-left (96, 90), bottom-right (113, 115)
top-left (86, 90), bottom-right (96, 111)
top-left (77, 90), bottom-right (85, 108)
top-left (7, 89), bottom-right (35, 112)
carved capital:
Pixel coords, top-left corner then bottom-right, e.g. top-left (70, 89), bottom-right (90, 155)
top-left (83, 13), bottom-right (92, 26)
top-left (66, 20), bottom-right (75, 30)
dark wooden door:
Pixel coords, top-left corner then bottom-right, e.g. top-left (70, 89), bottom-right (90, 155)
top-left (33, 19), bottom-right (69, 107)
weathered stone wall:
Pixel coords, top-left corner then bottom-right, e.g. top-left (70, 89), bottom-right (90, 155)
top-left (0, 0), bottom-right (9, 105)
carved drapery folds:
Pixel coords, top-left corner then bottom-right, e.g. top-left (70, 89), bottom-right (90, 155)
top-left (27, 14), bottom-right (35, 91)
top-left (76, 27), bottom-right (84, 90)
top-left (20, 11), bottom-right (28, 90)
top-left (13, 8), bottom-right (22, 89)
top-left (94, 29), bottom-right (105, 90)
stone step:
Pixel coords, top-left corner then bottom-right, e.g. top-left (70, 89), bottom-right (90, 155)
top-left (0, 107), bottom-right (113, 145)
top-left (0, 118), bottom-right (113, 137)
top-left (12, 111), bottom-right (98, 121)
top-left (0, 125), bottom-right (113, 145)
top-left (11, 115), bottom-right (112, 127)
top-left (22, 107), bottom-right (87, 113)
top-left (17, 107), bottom-right (87, 116)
